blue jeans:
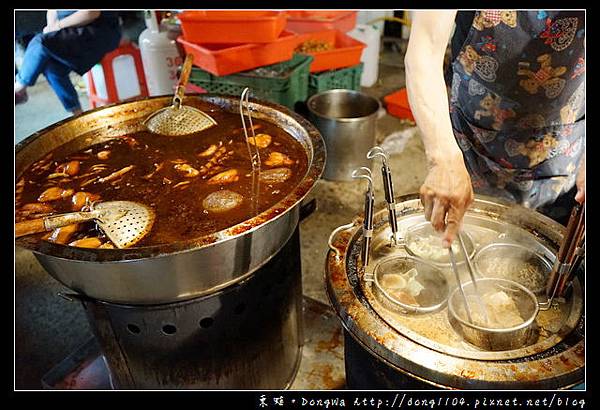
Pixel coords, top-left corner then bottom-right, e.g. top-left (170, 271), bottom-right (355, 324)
top-left (15, 33), bottom-right (81, 112)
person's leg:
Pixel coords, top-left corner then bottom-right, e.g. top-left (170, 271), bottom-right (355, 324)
top-left (15, 33), bottom-right (50, 89)
top-left (42, 59), bottom-right (82, 114)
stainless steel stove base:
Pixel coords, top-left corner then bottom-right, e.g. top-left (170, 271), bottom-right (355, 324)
top-left (42, 297), bottom-right (345, 390)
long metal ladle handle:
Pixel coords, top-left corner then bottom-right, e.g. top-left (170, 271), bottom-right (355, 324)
top-left (448, 247), bottom-right (473, 324)
top-left (352, 167), bottom-right (375, 268)
top-left (173, 53), bottom-right (194, 109)
top-left (240, 87), bottom-right (262, 216)
top-left (367, 146), bottom-right (399, 244)
top-left (458, 232), bottom-right (489, 325)
top-left (541, 203), bottom-right (585, 309)
top-left (15, 211), bottom-right (98, 237)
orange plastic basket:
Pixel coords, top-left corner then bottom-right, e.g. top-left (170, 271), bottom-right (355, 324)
top-left (285, 11), bottom-right (357, 33)
top-left (384, 88), bottom-right (415, 122)
top-left (178, 11), bottom-right (286, 44)
top-left (294, 30), bottom-right (365, 73)
top-left (178, 31), bottom-right (299, 76)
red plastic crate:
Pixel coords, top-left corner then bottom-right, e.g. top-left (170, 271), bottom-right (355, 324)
top-left (178, 11), bottom-right (286, 44)
top-left (384, 88), bottom-right (415, 122)
top-left (294, 30), bottom-right (365, 73)
top-left (178, 31), bottom-right (299, 76)
top-left (285, 11), bottom-right (357, 33)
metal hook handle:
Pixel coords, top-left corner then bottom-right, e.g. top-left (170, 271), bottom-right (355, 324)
top-left (241, 88), bottom-right (261, 168)
top-left (351, 167), bottom-right (374, 192)
top-left (367, 146), bottom-right (399, 244)
top-left (352, 167), bottom-right (375, 268)
top-left (328, 221), bottom-right (360, 259)
top-left (366, 146), bottom-right (389, 166)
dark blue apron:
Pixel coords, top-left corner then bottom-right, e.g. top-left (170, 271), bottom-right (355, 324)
top-left (449, 10), bottom-right (585, 210)
top-left (41, 10), bottom-right (122, 75)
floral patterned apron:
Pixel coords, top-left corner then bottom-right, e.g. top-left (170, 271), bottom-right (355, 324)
top-left (449, 10), bottom-right (585, 209)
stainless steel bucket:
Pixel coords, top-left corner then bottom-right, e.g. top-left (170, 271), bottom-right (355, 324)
top-left (307, 89), bottom-right (380, 181)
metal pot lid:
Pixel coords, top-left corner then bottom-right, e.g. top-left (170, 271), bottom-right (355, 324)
top-left (326, 194), bottom-right (584, 389)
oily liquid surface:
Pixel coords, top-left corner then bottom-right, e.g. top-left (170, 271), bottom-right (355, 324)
top-left (16, 110), bottom-right (308, 248)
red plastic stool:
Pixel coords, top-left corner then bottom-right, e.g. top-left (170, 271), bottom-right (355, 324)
top-left (86, 42), bottom-right (149, 108)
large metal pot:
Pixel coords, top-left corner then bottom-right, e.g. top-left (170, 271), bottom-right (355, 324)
top-left (326, 194), bottom-right (584, 389)
top-left (15, 95), bottom-right (325, 305)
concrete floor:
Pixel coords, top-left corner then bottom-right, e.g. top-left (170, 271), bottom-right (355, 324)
top-left (14, 42), bottom-right (428, 389)
top-left (15, 74), bottom-right (91, 145)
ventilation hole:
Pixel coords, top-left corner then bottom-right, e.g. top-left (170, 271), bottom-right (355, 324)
top-left (127, 324), bottom-right (141, 334)
top-left (162, 324), bottom-right (177, 335)
top-left (199, 317), bottom-right (214, 328)
top-left (234, 303), bottom-right (246, 315)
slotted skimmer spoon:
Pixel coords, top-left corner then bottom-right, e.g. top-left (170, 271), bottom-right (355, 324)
top-left (15, 200), bottom-right (155, 249)
top-left (144, 53), bottom-right (217, 136)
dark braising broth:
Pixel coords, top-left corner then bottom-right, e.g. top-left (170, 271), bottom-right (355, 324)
top-left (15, 110), bottom-right (308, 249)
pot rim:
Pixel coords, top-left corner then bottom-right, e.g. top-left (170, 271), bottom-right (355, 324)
top-left (15, 94), bottom-right (326, 262)
top-left (306, 89), bottom-right (382, 123)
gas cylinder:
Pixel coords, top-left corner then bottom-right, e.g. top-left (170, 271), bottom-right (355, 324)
top-left (348, 24), bottom-right (381, 87)
top-left (138, 10), bottom-right (182, 96)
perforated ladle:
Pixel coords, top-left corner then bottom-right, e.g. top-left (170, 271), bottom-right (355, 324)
top-left (144, 53), bottom-right (217, 136)
top-left (15, 200), bottom-right (155, 249)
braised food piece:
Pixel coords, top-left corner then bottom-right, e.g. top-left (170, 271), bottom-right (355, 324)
top-left (202, 190), bottom-right (244, 213)
top-left (44, 224), bottom-right (81, 245)
top-left (174, 163), bottom-right (200, 178)
top-left (247, 133), bottom-right (272, 149)
top-left (207, 169), bottom-right (239, 185)
top-left (259, 167), bottom-right (292, 184)
top-left (198, 144), bottom-right (217, 157)
top-left (55, 160), bottom-right (80, 176)
top-left (38, 187), bottom-right (75, 202)
top-left (20, 202), bottom-right (54, 215)
top-left (264, 152), bottom-right (294, 167)
top-left (69, 237), bottom-right (103, 249)
top-left (97, 150), bottom-right (111, 160)
top-left (97, 165), bottom-right (135, 183)
top-left (71, 191), bottom-right (101, 211)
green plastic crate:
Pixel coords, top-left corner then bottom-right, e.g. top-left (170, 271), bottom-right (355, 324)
top-left (189, 54), bottom-right (313, 110)
top-left (308, 63), bottom-right (364, 97)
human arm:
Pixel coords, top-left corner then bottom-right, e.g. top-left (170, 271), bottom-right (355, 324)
top-left (404, 10), bottom-right (474, 247)
top-left (575, 37), bottom-right (585, 205)
top-left (46, 10), bottom-right (58, 26)
top-left (575, 153), bottom-right (585, 204)
top-left (43, 10), bottom-right (102, 33)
